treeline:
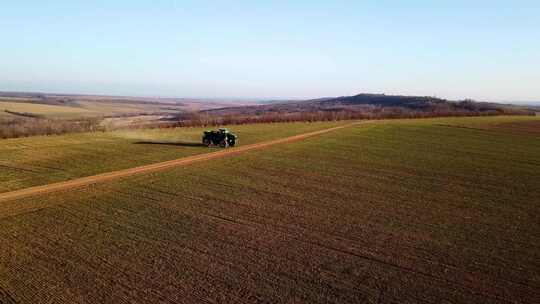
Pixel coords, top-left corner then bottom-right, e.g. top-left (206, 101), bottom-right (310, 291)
top-left (4, 109), bottom-right (45, 118)
top-left (0, 106), bottom-right (535, 139)
top-left (172, 107), bottom-right (536, 127)
top-left (0, 116), bottom-right (102, 139)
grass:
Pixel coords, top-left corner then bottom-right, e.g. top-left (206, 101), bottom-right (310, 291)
top-left (0, 116), bottom-right (539, 303)
top-left (0, 121), bottom-right (350, 192)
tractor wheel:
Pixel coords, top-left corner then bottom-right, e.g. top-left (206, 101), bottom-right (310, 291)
top-left (219, 140), bottom-right (228, 148)
top-left (203, 139), bottom-right (211, 147)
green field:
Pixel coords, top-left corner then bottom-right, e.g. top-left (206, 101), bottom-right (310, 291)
top-left (0, 121), bottom-right (350, 192)
top-left (0, 116), bottom-right (539, 303)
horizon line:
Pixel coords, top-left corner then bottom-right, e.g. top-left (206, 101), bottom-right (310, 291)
top-left (0, 89), bottom-right (539, 105)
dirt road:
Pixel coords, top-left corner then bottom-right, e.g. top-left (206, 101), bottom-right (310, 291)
top-left (0, 122), bottom-right (363, 203)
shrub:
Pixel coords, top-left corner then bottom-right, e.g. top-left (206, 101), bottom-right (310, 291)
top-left (0, 116), bottom-right (103, 139)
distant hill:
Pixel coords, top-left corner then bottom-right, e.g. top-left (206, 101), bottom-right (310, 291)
top-left (204, 93), bottom-right (532, 116)
top-left (303, 93), bottom-right (449, 109)
top-left (1, 91), bottom-right (535, 126)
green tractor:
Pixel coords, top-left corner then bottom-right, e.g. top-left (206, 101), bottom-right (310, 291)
top-left (202, 128), bottom-right (237, 148)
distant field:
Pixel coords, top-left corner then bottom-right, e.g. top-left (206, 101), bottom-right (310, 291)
top-left (73, 100), bottom-right (185, 115)
top-left (0, 116), bottom-right (539, 303)
top-left (0, 101), bottom-right (95, 118)
top-left (0, 121), bottom-right (350, 192)
top-left (0, 110), bottom-right (14, 118)
top-left (0, 99), bottom-right (183, 119)
top-left (0, 96), bottom-right (38, 102)
top-left (0, 96), bottom-right (227, 120)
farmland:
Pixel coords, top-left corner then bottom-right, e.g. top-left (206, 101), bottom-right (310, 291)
top-left (0, 116), bottom-right (539, 303)
top-left (0, 95), bottom-right (258, 139)
top-left (0, 99), bottom-right (187, 123)
top-left (0, 92), bottom-right (248, 120)
top-left (0, 121), bottom-right (350, 192)
top-left (0, 101), bottom-right (95, 118)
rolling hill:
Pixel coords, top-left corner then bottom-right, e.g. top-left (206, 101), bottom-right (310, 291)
top-left (204, 93), bottom-right (533, 116)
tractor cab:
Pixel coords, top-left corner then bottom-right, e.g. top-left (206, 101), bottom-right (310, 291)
top-left (202, 128), bottom-right (237, 148)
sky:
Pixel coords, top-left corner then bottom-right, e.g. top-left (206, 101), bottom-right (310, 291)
top-left (1, 1), bottom-right (539, 101)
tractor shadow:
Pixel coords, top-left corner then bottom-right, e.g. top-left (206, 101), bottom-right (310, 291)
top-left (134, 141), bottom-right (207, 147)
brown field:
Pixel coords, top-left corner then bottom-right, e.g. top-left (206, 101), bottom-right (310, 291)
top-left (491, 120), bottom-right (540, 134)
top-left (0, 116), bottom-right (539, 303)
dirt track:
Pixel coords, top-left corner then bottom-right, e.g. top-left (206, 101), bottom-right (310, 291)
top-left (0, 122), bottom-right (363, 203)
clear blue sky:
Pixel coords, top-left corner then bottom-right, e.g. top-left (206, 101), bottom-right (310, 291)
top-left (1, 1), bottom-right (539, 101)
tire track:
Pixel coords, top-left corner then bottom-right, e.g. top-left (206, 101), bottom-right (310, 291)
top-left (0, 121), bottom-right (364, 203)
